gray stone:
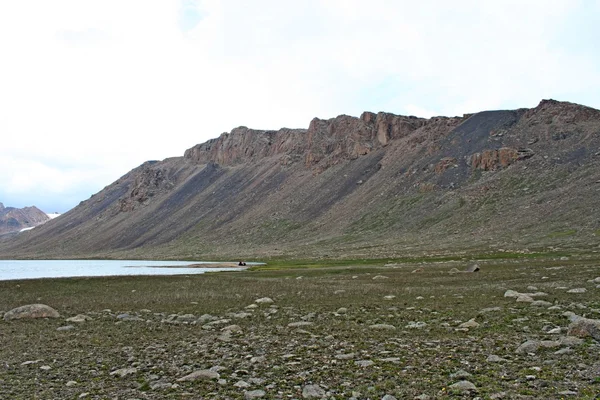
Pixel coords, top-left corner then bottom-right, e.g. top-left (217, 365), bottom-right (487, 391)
top-left (245, 390), bottom-right (266, 399)
top-left (3, 304), bottom-right (60, 321)
top-left (288, 321), bottom-right (313, 328)
top-left (355, 360), bottom-right (374, 367)
top-left (450, 370), bottom-right (472, 379)
top-left (57, 325), bottom-right (75, 331)
top-left (255, 297), bottom-right (274, 304)
top-left (381, 395), bottom-right (398, 400)
top-left (516, 340), bottom-right (540, 354)
top-left (449, 380), bottom-right (477, 391)
top-left (567, 288), bottom-right (586, 293)
top-left (66, 314), bottom-right (92, 323)
top-left (335, 353), bottom-right (355, 360)
top-left (516, 294), bottom-right (534, 303)
top-left (369, 324), bottom-right (396, 330)
top-left (530, 300), bottom-right (552, 307)
top-left (504, 290), bottom-right (520, 298)
top-left (458, 318), bottom-right (479, 329)
top-left (302, 384), bottom-right (326, 398)
top-left (176, 369), bottom-right (220, 382)
top-left (110, 367), bottom-right (137, 377)
top-left (405, 321), bottom-right (427, 329)
top-left (486, 355), bottom-right (506, 362)
top-left (567, 316), bottom-right (600, 340)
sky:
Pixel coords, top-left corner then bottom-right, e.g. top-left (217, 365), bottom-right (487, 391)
top-left (1, 0), bottom-right (599, 213)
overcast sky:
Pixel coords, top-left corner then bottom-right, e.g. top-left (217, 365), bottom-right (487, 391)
top-left (1, 0), bottom-right (599, 213)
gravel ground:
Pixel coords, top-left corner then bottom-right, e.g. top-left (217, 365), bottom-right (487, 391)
top-left (1, 258), bottom-right (599, 399)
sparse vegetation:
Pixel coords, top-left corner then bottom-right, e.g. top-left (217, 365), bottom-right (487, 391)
top-left (1, 254), bottom-right (600, 398)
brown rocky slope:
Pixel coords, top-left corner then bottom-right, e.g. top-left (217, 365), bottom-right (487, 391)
top-left (0, 203), bottom-right (50, 236)
top-left (1, 99), bottom-right (600, 259)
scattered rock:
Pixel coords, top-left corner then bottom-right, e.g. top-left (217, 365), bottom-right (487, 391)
top-left (3, 304), bottom-right (60, 321)
top-left (405, 321), bottom-right (427, 329)
top-left (66, 314), bottom-right (92, 323)
top-left (487, 355), bottom-right (506, 362)
top-left (450, 370), bottom-right (472, 379)
top-left (465, 264), bottom-right (480, 272)
top-left (449, 380), bottom-right (477, 391)
top-left (567, 288), bottom-right (586, 293)
top-left (458, 318), bottom-right (479, 329)
top-left (504, 290), bottom-right (520, 298)
top-left (372, 275), bottom-right (389, 280)
top-left (57, 325), bottom-right (75, 331)
top-left (479, 307), bottom-right (502, 313)
top-left (255, 297), bottom-right (274, 304)
top-left (245, 389), bottom-right (266, 399)
top-left (530, 300), bottom-right (552, 307)
top-left (355, 360), bottom-right (374, 367)
top-left (302, 384), bottom-right (326, 398)
top-left (381, 395), bottom-right (397, 400)
top-left (288, 321), bottom-right (313, 328)
top-left (369, 324), bottom-right (396, 330)
top-left (176, 369), bottom-right (220, 382)
top-left (567, 316), bottom-right (600, 340)
top-left (110, 367), bottom-right (137, 378)
top-left (516, 294), bottom-right (534, 303)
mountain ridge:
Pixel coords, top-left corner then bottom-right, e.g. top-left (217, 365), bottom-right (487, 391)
top-left (1, 99), bottom-right (599, 260)
top-left (0, 203), bottom-right (51, 236)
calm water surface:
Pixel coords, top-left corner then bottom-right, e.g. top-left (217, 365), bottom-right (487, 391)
top-left (0, 260), bottom-right (244, 281)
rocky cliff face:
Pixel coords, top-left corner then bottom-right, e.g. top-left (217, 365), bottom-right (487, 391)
top-left (2, 99), bottom-right (599, 259)
top-left (0, 203), bottom-right (50, 236)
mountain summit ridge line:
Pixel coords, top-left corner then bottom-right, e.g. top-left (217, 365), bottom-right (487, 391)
top-left (1, 99), bottom-right (599, 259)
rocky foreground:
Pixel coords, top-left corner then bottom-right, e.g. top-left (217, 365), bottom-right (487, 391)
top-left (1, 257), bottom-right (599, 399)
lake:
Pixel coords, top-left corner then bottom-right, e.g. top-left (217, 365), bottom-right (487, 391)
top-left (0, 260), bottom-right (246, 281)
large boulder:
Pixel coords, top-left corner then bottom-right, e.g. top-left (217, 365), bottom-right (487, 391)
top-left (567, 317), bottom-right (600, 340)
top-left (3, 304), bottom-right (60, 321)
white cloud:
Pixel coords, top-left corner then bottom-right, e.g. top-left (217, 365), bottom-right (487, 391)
top-left (0, 0), bottom-right (598, 212)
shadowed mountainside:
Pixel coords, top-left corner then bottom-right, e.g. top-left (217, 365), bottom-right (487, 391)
top-left (1, 99), bottom-right (600, 259)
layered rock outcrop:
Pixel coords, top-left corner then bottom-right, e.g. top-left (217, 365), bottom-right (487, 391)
top-left (2, 99), bottom-right (600, 259)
